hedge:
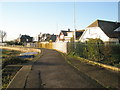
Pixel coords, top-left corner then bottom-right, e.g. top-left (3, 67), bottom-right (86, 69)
top-left (67, 42), bottom-right (120, 66)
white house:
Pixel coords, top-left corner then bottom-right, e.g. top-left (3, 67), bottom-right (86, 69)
top-left (56, 29), bottom-right (84, 42)
top-left (56, 29), bottom-right (73, 42)
top-left (79, 19), bottom-right (120, 43)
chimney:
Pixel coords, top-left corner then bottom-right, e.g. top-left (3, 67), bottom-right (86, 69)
top-left (68, 28), bottom-right (70, 31)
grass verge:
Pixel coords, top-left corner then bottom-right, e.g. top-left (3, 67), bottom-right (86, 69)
top-left (58, 51), bottom-right (119, 89)
top-left (2, 49), bottom-right (40, 88)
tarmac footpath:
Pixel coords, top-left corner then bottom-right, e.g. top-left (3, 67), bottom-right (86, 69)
top-left (24, 48), bottom-right (103, 88)
top-left (5, 48), bottom-right (107, 89)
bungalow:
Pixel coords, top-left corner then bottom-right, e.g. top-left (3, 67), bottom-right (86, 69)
top-left (79, 19), bottom-right (120, 43)
top-left (56, 29), bottom-right (84, 42)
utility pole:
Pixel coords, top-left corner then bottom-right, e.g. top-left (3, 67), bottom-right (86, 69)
top-left (118, 1), bottom-right (120, 43)
top-left (74, 0), bottom-right (76, 48)
top-left (56, 22), bottom-right (58, 34)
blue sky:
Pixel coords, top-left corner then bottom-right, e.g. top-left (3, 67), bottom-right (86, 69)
top-left (0, 2), bottom-right (118, 41)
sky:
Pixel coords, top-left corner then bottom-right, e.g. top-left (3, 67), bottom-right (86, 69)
top-left (0, 1), bottom-right (119, 41)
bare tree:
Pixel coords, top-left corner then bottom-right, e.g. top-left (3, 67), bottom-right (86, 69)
top-left (0, 30), bottom-right (7, 43)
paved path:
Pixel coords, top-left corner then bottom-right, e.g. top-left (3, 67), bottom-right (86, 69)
top-left (25, 49), bottom-right (103, 88)
top-left (67, 57), bottom-right (120, 88)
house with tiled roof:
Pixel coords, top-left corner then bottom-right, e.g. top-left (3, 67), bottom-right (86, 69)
top-left (56, 29), bottom-right (84, 42)
top-left (79, 19), bottom-right (120, 43)
top-left (56, 29), bottom-right (73, 42)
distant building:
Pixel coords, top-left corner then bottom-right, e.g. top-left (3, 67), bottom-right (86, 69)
top-left (75, 30), bottom-right (85, 41)
top-left (56, 29), bottom-right (84, 42)
top-left (56, 29), bottom-right (73, 42)
top-left (49, 34), bottom-right (58, 42)
top-left (19, 35), bottom-right (33, 43)
top-left (33, 36), bottom-right (38, 42)
top-left (79, 19), bottom-right (120, 43)
top-left (38, 33), bottom-right (57, 42)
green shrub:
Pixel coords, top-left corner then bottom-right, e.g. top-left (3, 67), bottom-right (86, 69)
top-left (100, 44), bottom-right (120, 65)
top-left (67, 39), bottom-right (120, 66)
top-left (86, 39), bottom-right (104, 61)
top-left (87, 38), bottom-right (104, 44)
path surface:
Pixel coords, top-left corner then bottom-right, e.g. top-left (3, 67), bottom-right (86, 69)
top-left (25, 49), bottom-right (103, 88)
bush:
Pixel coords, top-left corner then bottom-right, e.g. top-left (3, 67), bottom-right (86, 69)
top-left (100, 44), bottom-right (120, 65)
top-left (67, 39), bottom-right (120, 66)
top-left (87, 38), bottom-right (104, 44)
top-left (86, 39), bottom-right (104, 61)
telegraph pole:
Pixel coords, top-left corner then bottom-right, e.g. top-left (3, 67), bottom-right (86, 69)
top-left (56, 22), bottom-right (58, 34)
top-left (74, 0), bottom-right (76, 48)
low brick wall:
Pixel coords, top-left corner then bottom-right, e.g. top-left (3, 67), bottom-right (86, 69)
top-left (0, 46), bottom-right (41, 53)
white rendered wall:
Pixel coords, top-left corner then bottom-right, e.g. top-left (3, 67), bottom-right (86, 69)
top-left (79, 27), bottom-right (110, 42)
top-left (52, 42), bottom-right (67, 53)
